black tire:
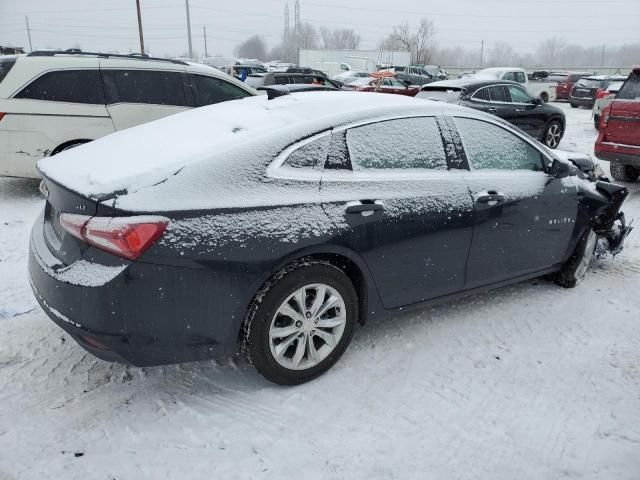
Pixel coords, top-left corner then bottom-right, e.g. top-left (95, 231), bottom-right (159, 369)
top-left (540, 92), bottom-right (549, 103)
top-left (553, 228), bottom-right (597, 288)
top-left (570, 103), bottom-right (578, 108)
top-left (241, 260), bottom-right (357, 385)
top-left (610, 162), bottom-right (640, 182)
top-left (542, 119), bottom-right (564, 149)
top-left (594, 114), bottom-right (600, 131)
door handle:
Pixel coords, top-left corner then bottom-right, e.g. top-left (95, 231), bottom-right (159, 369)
top-left (515, 108), bottom-right (524, 112)
top-left (475, 191), bottom-right (505, 204)
top-left (488, 108), bottom-right (497, 114)
top-left (345, 200), bottom-right (384, 214)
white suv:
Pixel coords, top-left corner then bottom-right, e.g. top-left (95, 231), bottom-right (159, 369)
top-left (0, 51), bottom-right (256, 178)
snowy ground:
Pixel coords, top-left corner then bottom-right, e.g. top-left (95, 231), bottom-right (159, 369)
top-left (1, 103), bottom-right (639, 480)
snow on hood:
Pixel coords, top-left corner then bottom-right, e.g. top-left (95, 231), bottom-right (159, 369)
top-left (38, 92), bottom-right (436, 200)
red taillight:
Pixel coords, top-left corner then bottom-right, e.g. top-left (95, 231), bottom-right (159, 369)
top-left (601, 105), bottom-right (612, 129)
top-left (59, 213), bottom-right (169, 260)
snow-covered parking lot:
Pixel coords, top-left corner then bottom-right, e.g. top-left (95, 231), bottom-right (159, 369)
top-left (1, 102), bottom-right (639, 480)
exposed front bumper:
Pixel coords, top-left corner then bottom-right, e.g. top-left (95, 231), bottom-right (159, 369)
top-left (28, 216), bottom-right (241, 367)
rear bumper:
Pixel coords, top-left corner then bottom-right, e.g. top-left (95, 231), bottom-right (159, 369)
top-left (570, 97), bottom-right (595, 107)
top-left (28, 215), bottom-right (246, 366)
top-left (595, 143), bottom-right (640, 166)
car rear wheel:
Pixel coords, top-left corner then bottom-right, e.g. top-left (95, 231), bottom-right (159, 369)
top-left (610, 162), bottom-right (640, 182)
top-left (593, 114), bottom-right (600, 130)
top-left (553, 228), bottom-right (597, 288)
top-left (570, 103), bottom-right (578, 108)
top-left (543, 120), bottom-right (563, 149)
top-left (241, 260), bottom-right (357, 385)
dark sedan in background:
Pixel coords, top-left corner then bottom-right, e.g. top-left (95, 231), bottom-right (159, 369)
top-left (569, 75), bottom-right (627, 109)
top-left (29, 93), bottom-right (631, 385)
top-left (417, 79), bottom-right (566, 148)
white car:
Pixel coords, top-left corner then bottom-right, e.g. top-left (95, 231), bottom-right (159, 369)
top-left (0, 51), bottom-right (256, 178)
top-left (474, 67), bottom-right (557, 103)
top-left (331, 71), bottom-right (370, 83)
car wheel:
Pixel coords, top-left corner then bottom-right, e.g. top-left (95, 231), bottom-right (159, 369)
top-left (610, 162), bottom-right (640, 182)
top-left (593, 114), bottom-right (600, 131)
top-left (241, 260), bottom-right (357, 385)
top-left (570, 103), bottom-right (578, 108)
top-left (543, 120), bottom-right (563, 149)
top-left (553, 228), bottom-right (597, 288)
top-left (540, 92), bottom-right (549, 103)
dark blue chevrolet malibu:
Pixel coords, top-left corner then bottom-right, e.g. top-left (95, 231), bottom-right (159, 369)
top-left (29, 92), bottom-right (631, 384)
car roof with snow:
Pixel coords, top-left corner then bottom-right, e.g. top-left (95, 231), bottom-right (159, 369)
top-left (38, 92), bottom-right (473, 211)
top-left (422, 78), bottom-right (522, 90)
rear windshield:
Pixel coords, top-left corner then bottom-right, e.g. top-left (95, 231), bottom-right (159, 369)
top-left (0, 56), bottom-right (17, 84)
top-left (575, 78), bottom-right (605, 89)
top-left (416, 87), bottom-right (461, 103)
top-left (547, 74), bottom-right (568, 82)
top-left (616, 73), bottom-right (640, 100)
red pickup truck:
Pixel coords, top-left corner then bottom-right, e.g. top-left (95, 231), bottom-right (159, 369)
top-left (595, 66), bottom-right (640, 182)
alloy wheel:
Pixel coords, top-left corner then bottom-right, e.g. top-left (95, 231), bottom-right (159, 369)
top-left (269, 283), bottom-right (346, 371)
top-left (545, 122), bottom-right (562, 148)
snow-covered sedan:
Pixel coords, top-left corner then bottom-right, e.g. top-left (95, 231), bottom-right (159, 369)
top-left (29, 92), bottom-right (632, 385)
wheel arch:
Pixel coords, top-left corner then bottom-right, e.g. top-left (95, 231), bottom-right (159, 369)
top-left (253, 245), bottom-right (384, 327)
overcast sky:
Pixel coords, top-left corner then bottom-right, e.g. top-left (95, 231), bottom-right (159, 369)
top-left (1, 0), bottom-right (639, 58)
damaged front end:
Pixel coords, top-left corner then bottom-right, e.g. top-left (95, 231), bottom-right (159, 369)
top-left (590, 181), bottom-right (633, 257)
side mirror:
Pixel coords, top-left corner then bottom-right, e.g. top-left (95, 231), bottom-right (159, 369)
top-left (550, 158), bottom-right (573, 177)
top-left (533, 97), bottom-right (543, 106)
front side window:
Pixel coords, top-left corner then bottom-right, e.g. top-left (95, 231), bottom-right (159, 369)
top-left (508, 85), bottom-right (533, 103)
top-left (15, 69), bottom-right (104, 104)
top-left (103, 70), bottom-right (187, 106)
top-left (191, 75), bottom-right (251, 106)
top-left (454, 117), bottom-right (542, 171)
top-left (502, 72), bottom-right (516, 81)
top-left (616, 73), bottom-right (640, 100)
top-left (346, 117), bottom-right (447, 170)
top-left (489, 85), bottom-right (509, 102)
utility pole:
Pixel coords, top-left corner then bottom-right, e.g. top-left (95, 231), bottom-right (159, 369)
top-left (135, 0), bottom-right (145, 54)
top-left (203, 25), bottom-right (208, 58)
top-left (185, 0), bottom-right (193, 59)
top-left (601, 44), bottom-right (605, 67)
top-left (480, 40), bottom-right (484, 67)
top-left (25, 16), bottom-right (33, 52)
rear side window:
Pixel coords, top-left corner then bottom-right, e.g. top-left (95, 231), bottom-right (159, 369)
top-left (472, 87), bottom-right (490, 101)
top-left (346, 117), bottom-right (447, 170)
top-left (15, 70), bottom-right (105, 104)
top-left (102, 70), bottom-right (187, 106)
top-left (0, 57), bottom-right (17, 84)
top-left (489, 85), bottom-right (509, 102)
top-left (616, 73), bottom-right (640, 100)
top-left (283, 134), bottom-right (330, 170)
top-left (455, 117), bottom-right (542, 171)
top-left (191, 75), bottom-right (251, 106)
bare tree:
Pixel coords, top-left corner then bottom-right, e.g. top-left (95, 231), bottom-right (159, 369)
top-left (235, 35), bottom-right (267, 61)
top-left (537, 36), bottom-right (567, 67)
top-left (319, 27), bottom-right (360, 50)
top-left (296, 22), bottom-right (318, 50)
top-left (384, 18), bottom-right (436, 64)
top-left (413, 18), bottom-right (436, 64)
top-left (487, 41), bottom-right (519, 66)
